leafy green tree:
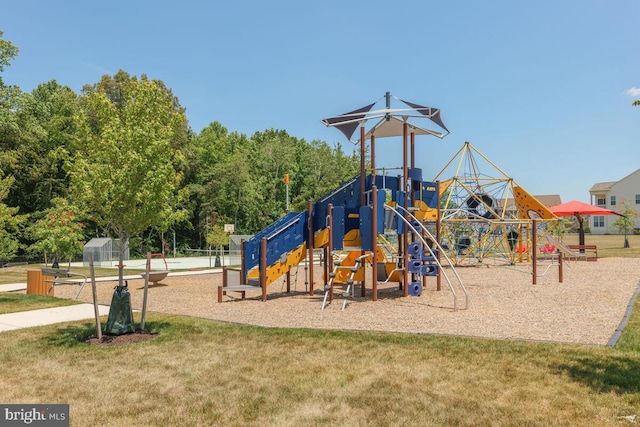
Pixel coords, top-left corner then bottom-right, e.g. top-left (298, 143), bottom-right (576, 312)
top-left (551, 217), bottom-right (574, 241)
top-left (0, 174), bottom-right (26, 262)
top-left (611, 200), bottom-right (638, 248)
top-left (70, 75), bottom-right (189, 285)
top-left (7, 81), bottom-right (81, 214)
top-left (28, 197), bottom-right (86, 266)
top-left (205, 222), bottom-right (229, 267)
top-left (0, 30), bottom-right (18, 85)
top-left (292, 139), bottom-right (359, 210)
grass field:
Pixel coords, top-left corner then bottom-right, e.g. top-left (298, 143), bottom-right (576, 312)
top-left (0, 314), bottom-right (639, 426)
top-left (1, 234), bottom-right (639, 425)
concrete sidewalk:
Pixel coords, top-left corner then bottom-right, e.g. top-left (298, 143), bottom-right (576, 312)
top-left (0, 304), bottom-right (110, 332)
top-left (0, 269), bottom-right (219, 332)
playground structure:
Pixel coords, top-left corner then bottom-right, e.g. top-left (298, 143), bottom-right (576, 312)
top-left (217, 92), bottom-right (468, 309)
top-left (433, 141), bottom-right (559, 266)
top-left (220, 92), bottom-right (567, 307)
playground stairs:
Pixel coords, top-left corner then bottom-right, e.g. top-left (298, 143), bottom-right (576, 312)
top-left (322, 252), bottom-right (371, 311)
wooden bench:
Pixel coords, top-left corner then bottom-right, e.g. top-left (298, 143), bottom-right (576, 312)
top-left (2, 261), bottom-right (29, 267)
top-left (41, 268), bottom-right (88, 299)
top-left (567, 245), bottom-right (598, 261)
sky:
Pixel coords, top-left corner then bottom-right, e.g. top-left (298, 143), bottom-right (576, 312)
top-left (2, 0), bottom-right (639, 204)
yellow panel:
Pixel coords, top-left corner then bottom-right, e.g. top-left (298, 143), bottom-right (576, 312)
top-left (513, 186), bottom-right (556, 220)
top-left (439, 179), bottom-right (452, 195)
top-left (314, 228), bottom-right (329, 248)
top-left (246, 242), bottom-right (307, 286)
top-left (413, 200), bottom-right (438, 221)
top-left (385, 262), bottom-right (403, 283)
top-left (343, 229), bottom-right (361, 247)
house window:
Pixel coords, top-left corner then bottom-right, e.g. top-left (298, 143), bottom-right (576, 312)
top-left (593, 216), bottom-right (605, 228)
top-left (597, 197), bottom-right (606, 206)
top-left (636, 194), bottom-right (640, 204)
top-left (610, 196), bottom-right (616, 206)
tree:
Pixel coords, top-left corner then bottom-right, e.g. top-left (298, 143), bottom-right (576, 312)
top-left (70, 75), bottom-right (189, 286)
top-left (0, 174), bottom-right (26, 262)
top-left (0, 30), bottom-right (19, 85)
top-left (611, 200), bottom-right (638, 248)
top-left (551, 217), bottom-right (574, 242)
top-left (205, 223), bottom-right (229, 267)
top-left (27, 197), bottom-right (86, 266)
top-left (6, 81), bottom-right (82, 215)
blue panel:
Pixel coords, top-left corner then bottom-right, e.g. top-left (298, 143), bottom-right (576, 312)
top-left (359, 206), bottom-right (373, 251)
top-left (312, 175), bottom-right (361, 233)
top-left (243, 211), bottom-right (308, 278)
top-left (408, 167), bottom-right (422, 182)
top-left (396, 191), bottom-right (405, 234)
top-left (408, 242), bottom-right (422, 258)
top-left (376, 188), bottom-right (386, 232)
top-left (408, 259), bottom-right (423, 274)
top-left (421, 181), bottom-right (439, 209)
top-left (422, 265), bottom-right (438, 276)
top-left (408, 281), bottom-right (422, 297)
top-left (332, 206), bottom-right (345, 250)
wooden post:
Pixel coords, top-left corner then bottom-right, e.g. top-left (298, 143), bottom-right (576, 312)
top-left (532, 219), bottom-right (537, 285)
top-left (328, 203), bottom-right (334, 303)
top-left (286, 271), bottom-right (291, 293)
top-left (307, 200), bottom-right (314, 296)
top-left (140, 252), bottom-right (151, 330)
top-left (260, 237), bottom-right (267, 301)
top-left (403, 121), bottom-right (409, 297)
top-left (558, 252), bottom-right (563, 283)
top-left (436, 180), bottom-right (442, 292)
top-left (372, 184), bottom-right (378, 301)
top-left (240, 239), bottom-right (246, 285)
top-left (360, 126), bottom-right (366, 207)
top-left (88, 253), bottom-right (102, 342)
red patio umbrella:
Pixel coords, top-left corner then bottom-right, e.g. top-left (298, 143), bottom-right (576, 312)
top-left (548, 200), bottom-right (622, 247)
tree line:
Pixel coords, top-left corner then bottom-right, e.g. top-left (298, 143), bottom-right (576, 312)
top-left (0, 31), bottom-right (359, 264)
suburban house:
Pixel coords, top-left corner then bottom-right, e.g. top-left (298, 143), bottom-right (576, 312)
top-left (589, 168), bottom-right (640, 234)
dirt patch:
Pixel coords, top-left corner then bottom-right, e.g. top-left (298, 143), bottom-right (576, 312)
top-left (85, 330), bottom-right (158, 347)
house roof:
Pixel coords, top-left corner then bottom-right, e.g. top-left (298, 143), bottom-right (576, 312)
top-left (589, 181), bottom-right (616, 193)
top-left (589, 168), bottom-right (640, 194)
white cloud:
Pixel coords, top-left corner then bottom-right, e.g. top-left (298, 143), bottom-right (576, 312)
top-left (625, 87), bottom-right (640, 97)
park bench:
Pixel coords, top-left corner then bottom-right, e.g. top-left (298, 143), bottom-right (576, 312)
top-left (2, 261), bottom-right (29, 268)
top-left (41, 267), bottom-right (88, 299)
top-left (567, 245), bottom-right (598, 261)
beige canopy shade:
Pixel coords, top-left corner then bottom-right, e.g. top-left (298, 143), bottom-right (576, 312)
top-left (364, 116), bottom-right (446, 141)
top-left (320, 93), bottom-right (449, 143)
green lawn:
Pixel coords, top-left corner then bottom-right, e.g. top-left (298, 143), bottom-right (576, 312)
top-left (0, 313), bottom-right (639, 426)
top-left (1, 235), bottom-right (639, 425)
